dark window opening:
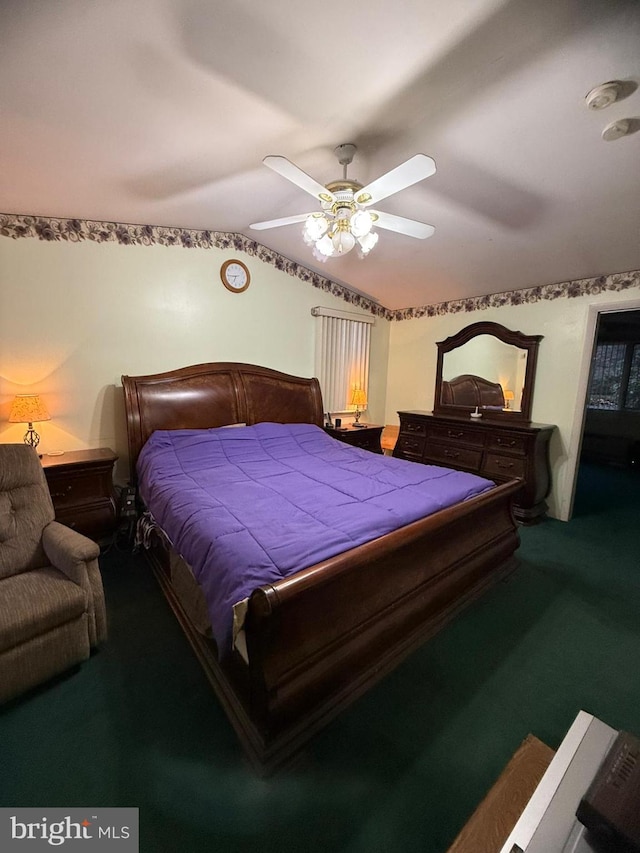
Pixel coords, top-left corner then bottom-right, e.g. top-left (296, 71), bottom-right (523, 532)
top-left (588, 341), bottom-right (640, 411)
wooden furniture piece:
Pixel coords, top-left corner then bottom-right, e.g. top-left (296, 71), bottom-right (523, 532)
top-left (122, 362), bottom-right (521, 775)
top-left (435, 322), bottom-right (542, 424)
top-left (441, 374), bottom-right (506, 409)
top-left (394, 411), bottom-right (555, 524)
top-left (324, 423), bottom-right (384, 453)
top-left (447, 735), bottom-right (555, 853)
top-left (41, 448), bottom-right (118, 541)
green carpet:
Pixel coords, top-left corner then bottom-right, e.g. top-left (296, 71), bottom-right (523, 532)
top-left (1, 463), bottom-right (639, 852)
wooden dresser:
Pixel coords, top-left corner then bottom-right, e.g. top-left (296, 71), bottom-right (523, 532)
top-left (393, 411), bottom-right (555, 524)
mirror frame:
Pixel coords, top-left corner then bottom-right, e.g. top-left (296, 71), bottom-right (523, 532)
top-left (434, 321), bottom-right (542, 423)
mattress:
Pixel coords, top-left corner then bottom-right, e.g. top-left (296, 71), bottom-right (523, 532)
top-left (137, 422), bottom-right (495, 655)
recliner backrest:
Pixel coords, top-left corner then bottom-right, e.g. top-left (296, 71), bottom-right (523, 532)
top-left (0, 444), bottom-right (55, 578)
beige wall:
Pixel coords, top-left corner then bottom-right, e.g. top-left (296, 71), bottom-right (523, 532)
top-left (0, 236), bottom-right (390, 482)
top-left (2, 230), bottom-right (637, 522)
top-left (385, 287), bottom-right (640, 521)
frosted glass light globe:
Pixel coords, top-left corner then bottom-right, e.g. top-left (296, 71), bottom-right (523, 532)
top-left (332, 229), bottom-right (356, 254)
top-left (304, 214), bottom-right (329, 241)
top-left (350, 209), bottom-right (373, 238)
top-left (316, 234), bottom-right (335, 257)
top-left (358, 231), bottom-right (379, 254)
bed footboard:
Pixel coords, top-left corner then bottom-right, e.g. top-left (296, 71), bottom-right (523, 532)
top-left (240, 479), bottom-right (520, 773)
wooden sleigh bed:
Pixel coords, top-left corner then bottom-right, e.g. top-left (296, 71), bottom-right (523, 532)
top-left (122, 362), bottom-right (521, 774)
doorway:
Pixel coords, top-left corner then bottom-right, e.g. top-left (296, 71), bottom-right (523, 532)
top-left (571, 305), bottom-right (640, 518)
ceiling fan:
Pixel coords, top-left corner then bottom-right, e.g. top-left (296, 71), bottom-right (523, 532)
top-left (250, 144), bottom-right (436, 260)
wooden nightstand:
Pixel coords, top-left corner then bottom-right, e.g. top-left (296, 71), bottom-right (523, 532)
top-left (325, 424), bottom-right (384, 454)
top-left (41, 448), bottom-right (118, 542)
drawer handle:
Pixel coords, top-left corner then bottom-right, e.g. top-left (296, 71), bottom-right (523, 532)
top-left (447, 430), bottom-right (464, 438)
top-left (495, 460), bottom-right (515, 470)
top-left (404, 439), bottom-right (420, 449)
top-left (496, 438), bottom-right (516, 447)
top-left (444, 449), bottom-right (460, 459)
top-left (406, 423), bottom-right (422, 432)
top-left (51, 486), bottom-right (73, 498)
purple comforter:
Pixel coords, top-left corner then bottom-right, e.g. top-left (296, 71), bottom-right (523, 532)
top-left (137, 422), bottom-right (495, 655)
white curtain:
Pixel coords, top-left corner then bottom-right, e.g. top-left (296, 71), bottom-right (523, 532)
top-left (312, 307), bottom-right (374, 413)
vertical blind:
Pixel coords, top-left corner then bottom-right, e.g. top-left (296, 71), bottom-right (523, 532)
top-left (312, 307), bottom-right (374, 413)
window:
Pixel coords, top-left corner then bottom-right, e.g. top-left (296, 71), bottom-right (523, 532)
top-left (587, 341), bottom-right (640, 411)
top-left (312, 307), bottom-right (374, 413)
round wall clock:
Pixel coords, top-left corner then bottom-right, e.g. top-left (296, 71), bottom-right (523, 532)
top-left (220, 259), bottom-right (250, 293)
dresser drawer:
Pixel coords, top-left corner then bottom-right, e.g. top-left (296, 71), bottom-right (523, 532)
top-left (428, 423), bottom-right (485, 448)
top-left (424, 443), bottom-right (483, 470)
top-left (397, 435), bottom-right (426, 458)
top-left (487, 432), bottom-right (527, 455)
top-left (483, 453), bottom-right (526, 479)
top-left (400, 418), bottom-right (427, 438)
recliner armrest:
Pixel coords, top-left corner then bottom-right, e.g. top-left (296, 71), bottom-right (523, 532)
top-left (42, 522), bottom-right (107, 646)
top-left (42, 521), bottom-right (100, 577)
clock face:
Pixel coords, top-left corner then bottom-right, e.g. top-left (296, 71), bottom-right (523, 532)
top-left (221, 260), bottom-right (250, 293)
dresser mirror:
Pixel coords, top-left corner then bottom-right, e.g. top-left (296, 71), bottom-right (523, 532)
top-left (434, 322), bottom-right (542, 423)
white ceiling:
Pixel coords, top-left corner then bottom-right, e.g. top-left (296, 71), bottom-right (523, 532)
top-left (1, 0), bottom-right (639, 310)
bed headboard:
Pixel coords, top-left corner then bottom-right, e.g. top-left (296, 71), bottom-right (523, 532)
top-left (121, 362), bottom-right (324, 479)
top-left (441, 374), bottom-right (505, 409)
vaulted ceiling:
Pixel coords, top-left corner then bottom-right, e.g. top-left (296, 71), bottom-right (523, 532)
top-left (1, 0), bottom-right (639, 310)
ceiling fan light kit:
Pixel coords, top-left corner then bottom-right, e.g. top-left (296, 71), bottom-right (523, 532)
top-left (250, 144), bottom-right (436, 260)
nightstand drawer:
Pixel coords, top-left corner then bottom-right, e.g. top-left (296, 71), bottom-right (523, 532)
top-left (46, 470), bottom-right (109, 508)
top-left (53, 503), bottom-right (114, 537)
top-left (483, 453), bottom-right (526, 479)
top-left (424, 443), bottom-right (483, 470)
top-left (325, 424), bottom-right (383, 454)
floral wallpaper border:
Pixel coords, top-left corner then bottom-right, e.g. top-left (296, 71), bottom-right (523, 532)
top-left (1, 212), bottom-right (639, 321)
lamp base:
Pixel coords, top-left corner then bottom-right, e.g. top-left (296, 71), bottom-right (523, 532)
top-left (24, 424), bottom-right (40, 450)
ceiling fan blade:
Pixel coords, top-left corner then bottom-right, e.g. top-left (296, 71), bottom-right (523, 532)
top-left (372, 210), bottom-right (435, 239)
top-left (356, 154), bottom-right (436, 207)
top-left (263, 155), bottom-right (336, 203)
top-left (249, 212), bottom-right (312, 230)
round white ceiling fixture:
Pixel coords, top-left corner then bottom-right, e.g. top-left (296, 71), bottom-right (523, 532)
top-left (601, 119), bottom-right (630, 141)
top-left (585, 82), bottom-right (622, 110)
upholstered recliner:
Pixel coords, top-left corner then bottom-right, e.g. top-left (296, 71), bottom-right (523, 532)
top-left (0, 444), bottom-right (107, 703)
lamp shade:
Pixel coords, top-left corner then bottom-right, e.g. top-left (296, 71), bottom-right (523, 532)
top-left (503, 390), bottom-right (515, 401)
top-left (350, 388), bottom-right (367, 408)
top-left (9, 394), bottom-right (51, 424)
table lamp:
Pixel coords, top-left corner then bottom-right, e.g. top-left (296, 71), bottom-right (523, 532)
top-left (351, 388), bottom-right (367, 426)
top-left (503, 390), bottom-right (515, 410)
top-left (9, 394), bottom-right (51, 452)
